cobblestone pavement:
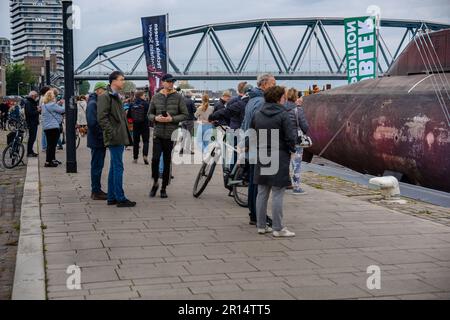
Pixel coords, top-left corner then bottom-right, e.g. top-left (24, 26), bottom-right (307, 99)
top-left (33, 139), bottom-right (450, 300)
top-left (0, 130), bottom-right (27, 300)
top-left (301, 172), bottom-right (450, 227)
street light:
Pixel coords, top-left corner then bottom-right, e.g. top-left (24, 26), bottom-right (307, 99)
top-left (40, 66), bottom-right (45, 90)
top-left (62, 0), bottom-right (77, 173)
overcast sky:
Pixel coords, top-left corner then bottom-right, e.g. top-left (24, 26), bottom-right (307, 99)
top-left (1, 0), bottom-right (449, 90)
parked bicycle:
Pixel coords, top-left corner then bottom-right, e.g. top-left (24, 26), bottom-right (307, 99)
top-left (2, 124), bottom-right (26, 169)
top-left (59, 124), bottom-right (81, 150)
top-left (6, 113), bottom-right (27, 132)
top-left (193, 125), bottom-right (248, 208)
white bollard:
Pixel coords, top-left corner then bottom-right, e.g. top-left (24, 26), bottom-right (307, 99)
top-left (369, 176), bottom-right (407, 204)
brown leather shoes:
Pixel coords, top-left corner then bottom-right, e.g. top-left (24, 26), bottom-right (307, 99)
top-left (91, 191), bottom-right (108, 200)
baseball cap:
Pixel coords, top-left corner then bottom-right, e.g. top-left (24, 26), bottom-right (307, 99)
top-left (161, 74), bottom-right (177, 82)
top-left (94, 82), bottom-right (108, 91)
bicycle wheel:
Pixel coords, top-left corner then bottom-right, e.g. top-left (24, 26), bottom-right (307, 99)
top-left (2, 143), bottom-right (25, 169)
top-left (193, 159), bottom-right (217, 198)
top-left (232, 166), bottom-right (249, 208)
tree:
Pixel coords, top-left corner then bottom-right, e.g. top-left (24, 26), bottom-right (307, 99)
top-left (122, 81), bottom-right (136, 95)
top-left (6, 63), bottom-right (37, 96)
top-left (78, 80), bottom-right (90, 95)
top-left (178, 81), bottom-right (194, 90)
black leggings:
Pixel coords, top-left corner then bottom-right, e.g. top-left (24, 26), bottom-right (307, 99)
top-left (133, 122), bottom-right (150, 160)
top-left (44, 128), bottom-right (60, 163)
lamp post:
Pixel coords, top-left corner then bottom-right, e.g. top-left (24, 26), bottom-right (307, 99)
top-left (40, 66), bottom-right (45, 90)
top-left (63, 0), bottom-right (77, 173)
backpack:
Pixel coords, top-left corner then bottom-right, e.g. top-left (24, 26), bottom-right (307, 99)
top-left (130, 103), bottom-right (146, 123)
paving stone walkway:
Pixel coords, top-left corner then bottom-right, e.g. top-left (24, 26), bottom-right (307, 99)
top-left (38, 139), bottom-right (450, 300)
top-left (0, 130), bottom-right (27, 300)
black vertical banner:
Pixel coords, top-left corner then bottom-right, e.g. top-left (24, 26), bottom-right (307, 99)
top-left (141, 15), bottom-right (168, 96)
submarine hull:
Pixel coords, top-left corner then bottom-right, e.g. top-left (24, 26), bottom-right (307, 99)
top-left (303, 73), bottom-right (450, 192)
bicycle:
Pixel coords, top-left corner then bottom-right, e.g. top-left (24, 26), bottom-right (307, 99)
top-left (60, 125), bottom-right (81, 149)
top-left (7, 113), bottom-right (28, 135)
top-left (7, 116), bottom-right (21, 131)
top-left (75, 127), bottom-right (81, 149)
top-left (193, 125), bottom-right (248, 208)
top-left (2, 124), bottom-right (26, 169)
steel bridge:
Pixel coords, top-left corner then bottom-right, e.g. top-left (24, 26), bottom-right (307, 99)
top-left (74, 17), bottom-right (450, 81)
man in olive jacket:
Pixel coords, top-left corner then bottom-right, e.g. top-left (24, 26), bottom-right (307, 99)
top-left (97, 71), bottom-right (136, 208)
top-left (148, 74), bottom-right (189, 199)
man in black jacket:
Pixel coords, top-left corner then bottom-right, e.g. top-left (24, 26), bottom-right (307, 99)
top-left (209, 83), bottom-right (253, 189)
top-left (209, 82), bottom-right (251, 130)
top-left (24, 91), bottom-right (40, 157)
top-left (212, 91), bottom-right (232, 127)
top-left (130, 90), bottom-right (150, 164)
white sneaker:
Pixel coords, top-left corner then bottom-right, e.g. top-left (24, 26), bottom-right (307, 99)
top-left (273, 228), bottom-right (296, 238)
top-left (258, 226), bottom-right (273, 234)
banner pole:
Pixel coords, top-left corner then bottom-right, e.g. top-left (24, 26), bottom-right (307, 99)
top-left (166, 13), bottom-right (169, 75)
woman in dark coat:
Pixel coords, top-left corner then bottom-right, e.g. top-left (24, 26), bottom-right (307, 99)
top-left (251, 86), bottom-right (297, 238)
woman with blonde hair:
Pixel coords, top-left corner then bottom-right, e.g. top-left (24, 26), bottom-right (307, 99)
top-left (194, 93), bottom-right (214, 154)
top-left (41, 89), bottom-right (65, 167)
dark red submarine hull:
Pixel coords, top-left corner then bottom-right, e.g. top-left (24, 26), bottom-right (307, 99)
top-left (303, 73), bottom-right (450, 192)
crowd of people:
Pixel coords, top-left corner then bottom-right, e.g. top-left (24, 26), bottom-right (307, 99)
top-left (0, 97), bottom-right (25, 131)
top-left (1, 71), bottom-right (310, 238)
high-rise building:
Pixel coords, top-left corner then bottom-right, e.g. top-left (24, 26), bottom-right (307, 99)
top-left (10, 0), bottom-right (64, 77)
top-left (0, 38), bottom-right (11, 65)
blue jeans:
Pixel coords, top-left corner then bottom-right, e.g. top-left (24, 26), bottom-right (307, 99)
top-left (90, 147), bottom-right (106, 193)
top-left (107, 145), bottom-right (126, 202)
top-left (159, 154), bottom-right (164, 174)
top-left (196, 123), bottom-right (213, 154)
top-left (291, 146), bottom-right (303, 191)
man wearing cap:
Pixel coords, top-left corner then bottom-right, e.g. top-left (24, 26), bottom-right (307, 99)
top-left (148, 74), bottom-right (189, 199)
top-left (87, 82), bottom-right (108, 200)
